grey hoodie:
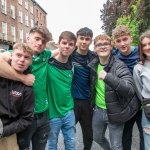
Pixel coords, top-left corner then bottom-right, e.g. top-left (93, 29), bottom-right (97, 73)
top-left (133, 60), bottom-right (150, 100)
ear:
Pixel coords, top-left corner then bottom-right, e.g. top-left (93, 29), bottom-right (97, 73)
top-left (90, 39), bottom-right (93, 45)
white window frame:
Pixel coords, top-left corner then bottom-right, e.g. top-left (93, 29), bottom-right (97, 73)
top-left (25, 15), bottom-right (29, 26)
top-left (30, 19), bottom-right (34, 28)
top-left (19, 29), bottom-right (23, 42)
top-left (25, 28), bottom-right (29, 39)
top-left (11, 26), bottom-right (16, 42)
top-left (10, 5), bottom-right (15, 19)
top-left (1, 0), bottom-right (7, 14)
top-left (30, 2), bottom-right (33, 14)
top-left (18, 0), bottom-right (22, 5)
top-left (19, 10), bottom-right (23, 23)
top-left (2, 22), bottom-right (7, 40)
top-left (25, 0), bottom-right (28, 10)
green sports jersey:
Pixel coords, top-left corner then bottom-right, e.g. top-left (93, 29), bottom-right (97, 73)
top-left (47, 57), bottom-right (74, 119)
top-left (95, 64), bottom-right (106, 109)
top-left (32, 50), bottom-right (52, 114)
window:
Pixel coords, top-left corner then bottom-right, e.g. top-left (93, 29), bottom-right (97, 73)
top-left (25, 15), bottom-right (29, 26)
top-left (30, 19), bottom-right (34, 28)
top-left (2, 22), bottom-right (7, 40)
top-left (19, 29), bottom-right (23, 42)
top-left (19, 10), bottom-right (23, 23)
top-left (1, 0), bottom-right (7, 14)
top-left (10, 5), bottom-right (15, 19)
top-left (43, 16), bottom-right (46, 24)
top-left (25, 28), bottom-right (29, 39)
top-left (25, 0), bottom-right (28, 9)
top-left (18, 0), bottom-right (22, 5)
top-left (30, 2), bottom-right (33, 14)
top-left (40, 13), bottom-right (42, 20)
top-left (36, 9), bottom-right (38, 18)
top-left (11, 26), bottom-right (16, 42)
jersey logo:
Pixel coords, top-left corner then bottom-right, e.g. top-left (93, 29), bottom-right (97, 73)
top-left (10, 90), bottom-right (22, 97)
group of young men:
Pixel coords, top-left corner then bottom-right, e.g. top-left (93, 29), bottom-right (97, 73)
top-left (0, 25), bottom-right (144, 150)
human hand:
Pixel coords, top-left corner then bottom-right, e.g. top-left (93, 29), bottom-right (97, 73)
top-left (21, 74), bottom-right (35, 86)
top-left (0, 51), bottom-right (11, 62)
top-left (99, 70), bottom-right (107, 80)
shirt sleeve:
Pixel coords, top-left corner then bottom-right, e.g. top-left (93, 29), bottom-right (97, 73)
top-left (133, 64), bottom-right (143, 100)
top-left (45, 49), bottom-right (52, 59)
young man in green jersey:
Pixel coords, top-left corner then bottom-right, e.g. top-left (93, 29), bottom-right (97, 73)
top-left (47, 31), bottom-right (76, 150)
top-left (0, 26), bottom-right (54, 150)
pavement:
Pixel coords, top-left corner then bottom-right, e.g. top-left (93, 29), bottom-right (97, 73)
top-left (45, 123), bottom-right (140, 150)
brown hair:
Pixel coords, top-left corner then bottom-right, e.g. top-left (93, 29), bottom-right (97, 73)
top-left (29, 26), bottom-right (52, 42)
top-left (58, 31), bottom-right (77, 44)
top-left (13, 43), bottom-right (34, 56)
top-left (112, 25), bottom-right (131, 39)
top-left (138, 30), bottom-right (150, 64)
top-left (94, 34), bottom-right (111, 45)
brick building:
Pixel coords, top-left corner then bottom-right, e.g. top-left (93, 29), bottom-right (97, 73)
top-left (0, 0), bottom-right (47, 50)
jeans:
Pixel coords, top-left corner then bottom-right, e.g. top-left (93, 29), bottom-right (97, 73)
top-left (48, 110), bottom-right (76, 150)
top-left (92, 106), bottom-right (124, 150)
top-left (17, 110), bottom-right (50, 150)
top-left (142, 111), bottom-right (150, 150)
top-left (122, 109), bottom-right (144, 150)
top-left (74, 100), bottom-right (93, 150)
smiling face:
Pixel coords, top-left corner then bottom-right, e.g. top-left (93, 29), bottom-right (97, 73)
top-left (26, 32), bottom-right (46, 54)
top-left (94, 39), bottom-right (112, 58)
top-left (141, 37), bottom-right (150, 60)
top-left (114, 35), bottom-right (132, 55)
top-left (11, 49), bottom-right (32, 73)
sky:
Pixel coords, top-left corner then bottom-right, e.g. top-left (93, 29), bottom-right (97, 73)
top-left (36, 0), bottom-right (107, 42)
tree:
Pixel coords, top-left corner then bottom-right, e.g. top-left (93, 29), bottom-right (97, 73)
top-left (100, 0), bottom-right (150, 45)
top-left (100, 0), bottom-right (131, 35)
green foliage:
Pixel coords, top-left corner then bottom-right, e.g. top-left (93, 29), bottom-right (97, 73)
top-left (116, 1), bottom-right (142, 45)
top-left (100, 0), bottom-right (150, 45)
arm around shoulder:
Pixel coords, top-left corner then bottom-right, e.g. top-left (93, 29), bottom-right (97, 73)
top-left (0, 53), bottom-right (35, 86)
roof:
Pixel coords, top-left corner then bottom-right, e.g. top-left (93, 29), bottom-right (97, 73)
top-left (31, 0), bottom-right (47, 14)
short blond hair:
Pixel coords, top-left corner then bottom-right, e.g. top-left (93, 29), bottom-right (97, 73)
top-left (94, 34), bottom-right (111, 45)
top-left (13, 43), bottom-right (34, 56)
top-left (112, 25), bottom-right (131, 39)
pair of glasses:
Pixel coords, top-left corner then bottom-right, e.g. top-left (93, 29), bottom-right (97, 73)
top-left (95, 43), bottom-right (110, 48)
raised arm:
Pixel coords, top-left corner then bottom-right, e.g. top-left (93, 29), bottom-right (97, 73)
top-left (0, 52), bottom-right (35, 86)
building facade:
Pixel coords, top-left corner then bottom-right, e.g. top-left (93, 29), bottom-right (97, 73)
top-left (0, 0), bottom-right (47, 50)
